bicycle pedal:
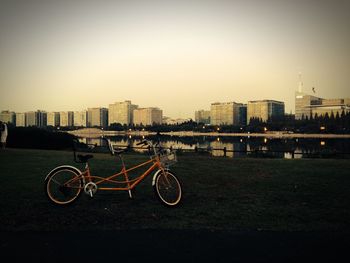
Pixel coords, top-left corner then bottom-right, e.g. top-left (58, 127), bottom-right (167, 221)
top-left (84, 182), bottom-right (98, 197)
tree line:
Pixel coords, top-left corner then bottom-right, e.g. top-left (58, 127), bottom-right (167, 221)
top-left (114, 110), bottom-right (350, 134)
top-left (4, 109), bottom-right (350, 150)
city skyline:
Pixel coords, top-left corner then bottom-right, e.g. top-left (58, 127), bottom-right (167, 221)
top-left (2, 93), bottom-right (350, 128)
top-left (1, 0), bottom-right (350, 118)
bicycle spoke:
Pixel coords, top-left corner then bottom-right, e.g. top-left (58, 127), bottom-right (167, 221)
top-left (154, 171), bottom-right (182, 206)
top-left (45, 168), bottom-right (82, 205)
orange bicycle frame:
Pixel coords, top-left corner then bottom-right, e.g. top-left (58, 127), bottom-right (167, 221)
top-left (68, 155), bottom-right (165, 191)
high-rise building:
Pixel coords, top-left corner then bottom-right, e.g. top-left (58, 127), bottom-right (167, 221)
top-left (25, 110), bottom-right (47, 127)
top-left (133, 107), bottom-right (163, 125)
top-left (0, 111), bottom-right (16, 124)
top-left (87, 108), bottom-right (108, 127)
top-left (15, 113), bottom-right (25, 127)
top-left (26, 111), bottom-right (37, 126)
top-left (210, 102), bottom-right (246, 125)
top-left (238, 104), bottom-right (247, 125)
top-left (195, 110), bottom-right (211, 124)
top-left (60, 111), bottom-right (74, 127)
top-left (74, 111), bottom-right (87, 127)
top-left (38, 111), bottom-right (47, 127)
top-left (108, 100), bottom-right (138, 126)
top-left (247, 100), bottom-right (285, 123)
top-left (47, 112), bottom-right (60, 127)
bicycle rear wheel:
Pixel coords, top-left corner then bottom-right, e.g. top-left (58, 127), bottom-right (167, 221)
top-left (153, 171), bottom-right (182, 207)
top-left (45, 166), bottom-right (83, 205)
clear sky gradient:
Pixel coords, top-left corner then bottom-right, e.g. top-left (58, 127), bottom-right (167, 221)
top-left (1, 0), bottom-right (349, 118)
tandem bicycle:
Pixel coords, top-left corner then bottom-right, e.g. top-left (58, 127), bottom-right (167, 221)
top-left (44, 138), bottom-right (182, 207)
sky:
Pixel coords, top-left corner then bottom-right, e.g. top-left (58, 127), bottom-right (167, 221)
top-left (0, 0), bottom-right (349, 119)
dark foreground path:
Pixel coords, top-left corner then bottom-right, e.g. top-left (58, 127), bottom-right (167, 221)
top-left (1, 230), bottom-right (349, 262)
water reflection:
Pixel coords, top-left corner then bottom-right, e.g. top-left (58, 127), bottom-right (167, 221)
top-left (209, 141), bottom-right (246, 157)
top-left (78, 135), bottom-right (350, 159)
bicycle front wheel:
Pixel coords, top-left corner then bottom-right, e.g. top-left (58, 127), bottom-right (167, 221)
top-left (153, 171), bottom-right (182, 207)
top-left (45, 166), bottom-right (83, 205)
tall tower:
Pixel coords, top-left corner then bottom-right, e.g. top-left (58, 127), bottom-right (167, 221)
top-left (298, 72), bottom-right (303, 93)
top-left (295, 73), bottom-right (323, 120)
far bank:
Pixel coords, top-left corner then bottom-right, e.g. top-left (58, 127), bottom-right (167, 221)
top-left (67, 128), bottom-right (350, 139)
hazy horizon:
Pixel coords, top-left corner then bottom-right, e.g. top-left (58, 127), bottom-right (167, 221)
top-left (1, 0), bottom-right (350, 119)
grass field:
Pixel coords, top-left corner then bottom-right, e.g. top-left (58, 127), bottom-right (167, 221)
top-left (1, 148), bottom-right (349, 232)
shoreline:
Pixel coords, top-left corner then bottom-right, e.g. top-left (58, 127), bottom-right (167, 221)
top-left (67, 128), bottom-right (350, 139)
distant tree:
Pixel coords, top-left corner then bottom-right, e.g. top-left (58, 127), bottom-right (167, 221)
top-left (341, 109), bottom-right (345, 119)
top-left (324, 112), bottom-right (329, 120)
top-left (7, 127), bottom-right (75, 150)
top-left (109, 123), bottom-right (124, 131)
top-left (335, 111), bottom-right (340, 121)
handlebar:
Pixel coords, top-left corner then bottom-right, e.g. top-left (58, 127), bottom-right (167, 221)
top-left (102, 137), bottom-right (130, 156)
top-left (72, 138), bottom-right (84, 163)
top-left (136, 139), bottom-right (160, 147)
top-left (73, 137), bottom-right (165, 159)
top-left (101, 137), bottom-right (116, 155)
top-left (136, 140), bottom-right (148, 146)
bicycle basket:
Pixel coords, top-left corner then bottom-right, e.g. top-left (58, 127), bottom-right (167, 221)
top-left (159, 149), bottom-right (177, 166)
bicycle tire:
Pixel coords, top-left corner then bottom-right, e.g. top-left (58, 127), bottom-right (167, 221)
top-left (153, 170), bottom-right (182, 207)
top-left (45, 166), bottom-right (83, 205)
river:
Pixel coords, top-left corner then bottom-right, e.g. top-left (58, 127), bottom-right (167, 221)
top-left (76, 133), bottom-right (350, 159)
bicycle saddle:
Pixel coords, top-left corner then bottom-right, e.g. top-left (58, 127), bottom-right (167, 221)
top-left (77, 154), bottom-right (94, 163)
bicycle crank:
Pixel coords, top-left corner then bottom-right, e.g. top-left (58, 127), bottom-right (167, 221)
top-left (84, 182), bottom-right (98, 197)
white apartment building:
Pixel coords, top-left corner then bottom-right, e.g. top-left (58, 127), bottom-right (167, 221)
top-left (47, 112), bottom-right (60, 127)
top-left (133, 107), bottom-right (163, 125)
top-left (60, 111), bottom-right (74, 127)
top-left (247, 100), bottom-right (285, 123)
top-left (195, 110), bottom-right (211, 124)
top-left (25, 110), bottom-right (47, 127)
top-left (74, 110), bottom-right (87, 127)
top-left (15, 113), bottom-right (26, 127)
top-left (108, 100), bottom-right (138, 125)
top-left (210, 102), bottom-right (245, 125)
top-left (87, 108), bottom-right (108, 127)
top-left (0, 111), bottom-right (15, 124)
